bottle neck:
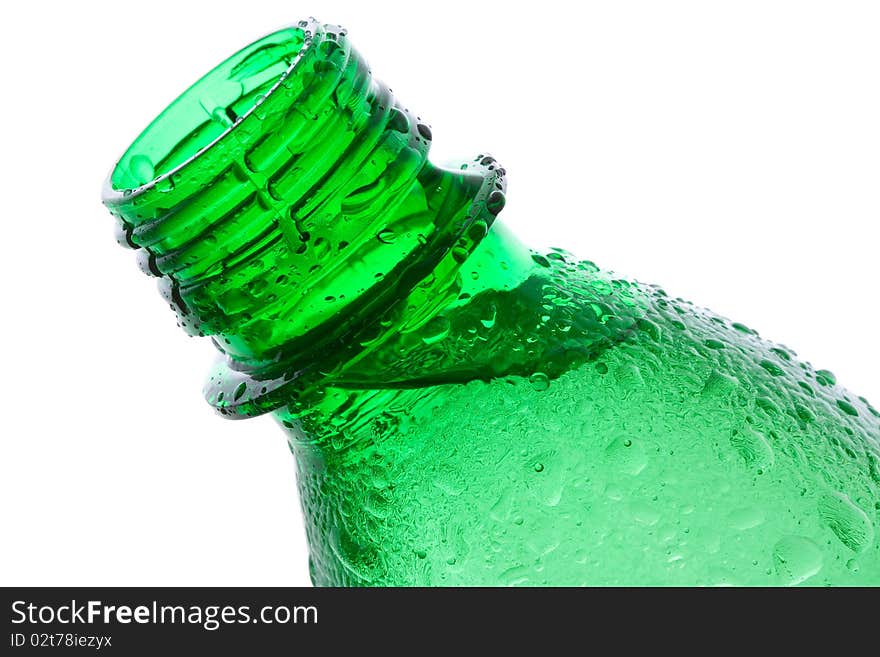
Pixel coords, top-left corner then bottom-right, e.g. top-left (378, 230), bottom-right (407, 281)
top-left (103, 20), bottom-right (507, 414)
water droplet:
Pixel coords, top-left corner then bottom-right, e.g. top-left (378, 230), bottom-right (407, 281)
top-left (312, 237), bottom-right (331, 259)
top-left (486, 190), bottom-right (505, 215)
top-left (772, 535), bottom-right (823, 586)
top-left (253, 94), bottom-right (269, 119)
top-left (244, 278), bottom-right (268, 297)
top-left (451, 246), bottom-right (469, 263)
top-left (701, 370), bottom-right (740, 400)
top-left (129, 154), bottom-right (155, 186)
top-left (759, 359), bottom-right (785, 377)
top-left (529, 372), bottom-right (550, 391)
top-left (388, 108), bottom-right (409, 133)
top-left (613, 362), bottom-right (644, 388)
top-left (467, 219), bottom-right (489, 242)
top-left (770, 346), bottom-right (792, 361)
top-left (637, 318), bottom-right (661, 342)
top-left (727, 507), bottom-right (766, 531)
top-left (233, 382), bottom-right (247, 402)
top-left (818, 492), bottom-right (874, 553)
top-left (533, 462), bottom-right (545, 473)
top-left (630, 501), bottom-right (660, 526)
top-left (794, 404), bottom-right (815, 424)
top-left (417, 123), bottom-right (432, 140)
top-left (730, 427), bottom-right (774, 471)
top-left (377, 228), bottom-right (396, 244)
top-left (815, 369), bottom-right (837, 386)
top-left (480, 304), bottom-right (497, 329)
top-left (531, 254), bottom-right (551, 268)
top-left (605, 484), bottom-right (624, 501)
top-left (604, 436), bottom-right (647, 476)
top-left (836, 399), bottom-right (859, 417)
top-left (421, 316), bottom-right (451, 345)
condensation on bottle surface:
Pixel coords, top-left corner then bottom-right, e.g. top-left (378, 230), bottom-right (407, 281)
top-left (103, 18), bottom-right (880, 586)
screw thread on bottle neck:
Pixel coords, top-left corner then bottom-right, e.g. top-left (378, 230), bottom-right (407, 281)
top-left (104, 19), bottom-right (505, 380)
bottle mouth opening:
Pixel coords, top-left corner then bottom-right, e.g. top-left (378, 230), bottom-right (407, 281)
top-left (107, 23), bottom-right (313, 197)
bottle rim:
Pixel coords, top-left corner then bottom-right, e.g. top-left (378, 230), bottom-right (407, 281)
top-left (101, 18), bottom-right (321, 207)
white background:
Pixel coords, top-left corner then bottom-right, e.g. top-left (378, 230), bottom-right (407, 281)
top-left (1, 1), bottom-right (877, 585)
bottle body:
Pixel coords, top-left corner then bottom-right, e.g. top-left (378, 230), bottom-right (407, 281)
top-left (103, 20), bottom-right (880, 586)
top-left (277, 226), bottom-right (880, 586)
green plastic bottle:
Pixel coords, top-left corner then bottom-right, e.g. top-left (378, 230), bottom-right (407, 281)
top-left (103, 19), bottom-right (880, 586)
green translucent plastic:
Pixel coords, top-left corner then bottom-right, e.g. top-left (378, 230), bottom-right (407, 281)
top-left (104, 19), bottom-right (880, 586)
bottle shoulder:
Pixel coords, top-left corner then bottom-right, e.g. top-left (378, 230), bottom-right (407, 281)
top-left (330, 249), bottom-right (648, 388)
top-left (284, 257), bottom-right (880, 585)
